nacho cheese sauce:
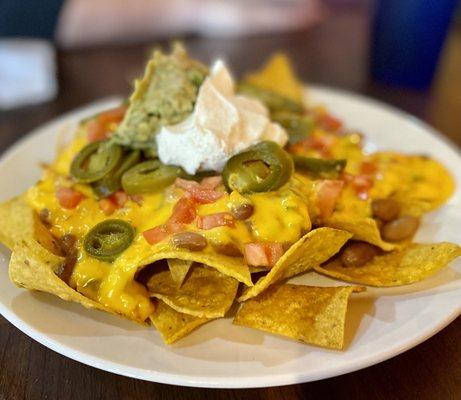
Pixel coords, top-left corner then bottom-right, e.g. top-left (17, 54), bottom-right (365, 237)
top-left (26, 136), bottom-right (312, 321)
top-left (157, 60), bottom-right (288, 174)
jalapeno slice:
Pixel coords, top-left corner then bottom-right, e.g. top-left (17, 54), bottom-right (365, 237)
top-left (272, 111), bottom-right (314, 145)
top-left (121, 160), bottom-right (182, 194)
top-left (222, 141), bottom-right (294, 193)
top-left (70, 140), bottom-right (123, 183)
top-left (84, 219), bottom-right (135, 262)
top-left (93, 150), bottom-right (141, 198)
top-left (292, 155), bottom-right (346, 178)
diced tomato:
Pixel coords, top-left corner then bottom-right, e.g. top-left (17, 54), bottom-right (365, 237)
top-left (189, 188), bottom-right (223, 204)
top-left (265, 243), bottom-right (284, 266)
top-left (200, 176), bottom-right (222, 190)
top-left (143, 226), bottom-right (168, 245)
top-left (57, 187), bottom-right (84, 209)
top-left (87, 105), bottom-right (127, 142)
top-left (352, 175), bottom-right (373, 200)
top-left (243, 242), bottom-right (284, 267)
top-left (197, 212), bottom-right (234, 230)
top-left (97, 105), bottom-right (127, 126)
top-left (99, 198), bottom-right (116, 216)
top-left (175, 178), bottom-right (199, 191)
top-left (318, 113), bottom-right (343, 131)
top-left (289, 134), bottom-right (336, 158)
top-left (87, 119), bottom-right (107, 142)
top-left (244, 243), bottom-right (269, 267)
top-left (109, 191), bottom-right (128, 208)
top-left (129, 194), bottom-right (144, 206)
top-left (169, 197), bottom-right (197, 224)
top-left (175, 177), bottom-right (223, 204)
top-left (316, 179), bottom-right (344, 219)
top-left (360, 160), bottom-right (378, 175)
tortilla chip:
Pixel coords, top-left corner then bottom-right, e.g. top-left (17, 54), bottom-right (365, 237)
top-left (0, 196), bottom-right (63, 255)
top-left (150, 300), bottom-right (211, 344)
top-left (245, 53), bottom-right (303, 103)
top-left (143, 245), bottom-right (252, 286)
top-left (315, 242), bottom-right (461, 287)
top-left (147, 265), bottom-right (238, 318)
top-left (10, 239), bottom-right (109, 312)
top-left (324, 212), bottom-right (395, 251)
top-left (234, 284), bottom-right (360, 349)
top-left (0, 197), bottom-right (112, 314)
top-left (239, 227), bottom-right (351, 301)
top-left (167, 259), bottom-right (192, 287)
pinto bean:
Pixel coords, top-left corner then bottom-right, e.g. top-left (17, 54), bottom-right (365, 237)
top-left (341, 241), bottom-right (380, 267)
top-left (381, 216), bottom-right (420, 242)
top-left (56, 233), bottom-right (78, 284)
top-left (171, 232), bottom-right (207, 251)
top-left (231, 203), bottom-right (254, 220)
top-left (371, 198), bottom-right (400, 222)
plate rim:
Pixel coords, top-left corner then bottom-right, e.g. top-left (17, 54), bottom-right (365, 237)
top-left (0, 87), bottom-right (460, 388)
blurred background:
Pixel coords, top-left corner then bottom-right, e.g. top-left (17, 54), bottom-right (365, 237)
top-left (1, 0), bottom-right (460, 147)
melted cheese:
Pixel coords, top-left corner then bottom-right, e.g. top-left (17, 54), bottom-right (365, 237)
top-left (27, 136), bottom-right (314, 321)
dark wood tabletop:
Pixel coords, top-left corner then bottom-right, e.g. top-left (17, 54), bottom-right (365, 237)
top-left (1, 2), bottom-right (460, 399)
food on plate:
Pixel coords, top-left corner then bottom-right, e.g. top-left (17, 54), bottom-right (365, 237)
top-left (234, 284), bottom-right (363, 349)
top-left (0, 43), bottom-right (459, 348)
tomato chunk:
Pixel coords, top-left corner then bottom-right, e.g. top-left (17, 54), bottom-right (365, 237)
top-left (316, 179), bottom-right (344, 219)
top-left (318, 113), bottom-right (343, 131)
top-left (243, 242), bottom-right (284, 267)
top-left (87, 105), bottom-right (127, 142)
top-left (175, 177), bottom-right (223, 204)
top-left (197, 212), bottom-right (234, 230)
top-left (109, 191), bottom-right (128, 208)
top-left (57, 187), bottom-right (84, 209)
top-left (170, 197), bottom-right (197, 224)
top-left (143, 226), bottom-right (168, 245)
top-left (98, 198), bottom-right (116, 215)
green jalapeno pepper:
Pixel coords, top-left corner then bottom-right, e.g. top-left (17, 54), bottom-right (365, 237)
top-left (292, 155), bottom-right (346, 178)
top-left (222, 141), bottom-right (294, 193)
top-left (70, 140), bottom-right (123, 183)
top-left (93, 150), bottom-right (141, 198)
top-left (121, 160), bottom-right (182, 194)
top-left (84, 219), bottom-right (135, 262)
top-left (237, 82), bottom-right (303, 114)
top-left (272, 111), bottom-right (314, 145)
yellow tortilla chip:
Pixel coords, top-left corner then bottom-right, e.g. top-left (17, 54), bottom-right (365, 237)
top-left (0, 196), bottom-right (61, 255)
top-left (245, 53), bottom-right (303, 103)
top-left (10, 239), bottom-right (110, 313)
top-left (0, 196), bottom-right (32, 249)
top-left (324, 212), bottom-right (395, 251)
top-left (239, 227), bottom-right (351, 301)
top-left (147, 265), bottom-right (238, 318)
top-left (315, 242), bottom-right (461, 287)
top-left (167, 259), bottom-right (192, 287)
top-left (150, 300), bottom-right (211, 344)
top-left (234, 284), bottom-right (360, 349)
top-left (0, 197), bottom-right (115, 316)
top-left (143, 245), bottom-right (252, 286)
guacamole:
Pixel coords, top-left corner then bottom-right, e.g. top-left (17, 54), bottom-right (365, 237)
top-left (113, 43), bottom-right (208, 150)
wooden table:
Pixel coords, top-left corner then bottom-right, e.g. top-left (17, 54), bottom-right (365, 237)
top-left (0, 3), bottom-right (460, 399)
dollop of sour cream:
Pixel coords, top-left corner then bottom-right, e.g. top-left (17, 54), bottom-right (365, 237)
top-left (156, 60), bottom-right (288, 174)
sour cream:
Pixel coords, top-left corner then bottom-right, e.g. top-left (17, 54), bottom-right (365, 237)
top-left (156, 60), bottom-right (288, 175)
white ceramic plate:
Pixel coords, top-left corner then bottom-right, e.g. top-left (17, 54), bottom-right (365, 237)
top-left (0, 87), bottom-right (460, 388)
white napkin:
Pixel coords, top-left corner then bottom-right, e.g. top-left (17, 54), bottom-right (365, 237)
top-left (0, 39), bottom-right (58, 110)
